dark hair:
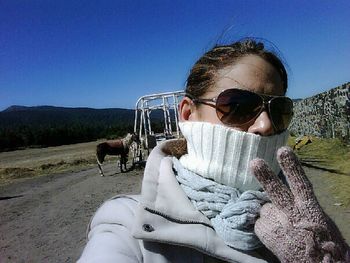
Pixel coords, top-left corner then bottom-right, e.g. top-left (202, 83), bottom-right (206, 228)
top-left (185, 39), bottom-right (288, 97)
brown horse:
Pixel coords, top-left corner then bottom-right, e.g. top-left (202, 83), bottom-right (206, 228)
top-left (96, 133), bottom-right (139, 176)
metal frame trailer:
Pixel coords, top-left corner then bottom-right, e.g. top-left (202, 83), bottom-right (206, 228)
top-left (132, 90), bottom-right (185, 165)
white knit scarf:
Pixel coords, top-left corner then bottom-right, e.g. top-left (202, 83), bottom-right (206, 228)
top-left (173, 157), bottom-right (269, 250)
top-left (179, 121), bottom-right (289, 192)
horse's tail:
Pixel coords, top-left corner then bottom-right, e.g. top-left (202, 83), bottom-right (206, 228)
top-left (96, 144), bottom-right (104, 164)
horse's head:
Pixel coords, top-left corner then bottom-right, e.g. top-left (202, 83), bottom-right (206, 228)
top-left (131, 132), bottom-right (141, 145)
top-left (124, 132), bottom-right (140, 146)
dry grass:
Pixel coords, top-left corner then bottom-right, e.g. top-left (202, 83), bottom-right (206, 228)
top-left (288, 136), bottom-right (350, 174)
top-left (2, 136), bottom-right (350, 207)
top-left (288, 136), bottom-right (350, 207)
top-left (0, 140), bottom-right (120, 185)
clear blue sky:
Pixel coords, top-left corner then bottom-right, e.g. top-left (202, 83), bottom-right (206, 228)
top-left (1, 0), bottom-right (349, 110)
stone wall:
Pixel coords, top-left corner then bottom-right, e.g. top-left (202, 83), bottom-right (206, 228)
top-left (289, 82), bottom-right (350, 142)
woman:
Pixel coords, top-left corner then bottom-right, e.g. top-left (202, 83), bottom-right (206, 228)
top-left (78, 39), bottom-right (349, 262)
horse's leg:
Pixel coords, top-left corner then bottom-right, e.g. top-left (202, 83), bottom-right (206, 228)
top-left (119, 155), bottom-right (123, 173)
top-left (97, 162), bottom-right (104, 176)
top-left (96, 155), bottom-right (105, 176)
top-left (124, 153), bottom-right (129, 171)
top-left (123, 155), bottom-right (126, 172)
top-left (120, 153), bottom-right (127, 172)
top-left (123, 154), bottom-right (126, 172)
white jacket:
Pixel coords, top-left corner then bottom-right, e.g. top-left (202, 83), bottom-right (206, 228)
top-left (78, 140), bottom-right (279, 263)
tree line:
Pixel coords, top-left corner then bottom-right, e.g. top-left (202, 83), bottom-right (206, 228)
top-left (0, 106), bottom-right (140, 152)
top-left (0, 123), bottom-right (135, 152)
top-left (0, 106), bottom-right (170, 152)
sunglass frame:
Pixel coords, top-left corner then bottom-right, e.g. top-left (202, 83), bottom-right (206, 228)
top-left (186, 88), bottom-right (293, 132)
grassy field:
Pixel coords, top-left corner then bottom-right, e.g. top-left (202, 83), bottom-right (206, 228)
top-left (0, 140), bottom-right (117, 185)
top-left (288, 136), bottom-right (350, 174)
top-left (288, 136), bottom-right (350, 207)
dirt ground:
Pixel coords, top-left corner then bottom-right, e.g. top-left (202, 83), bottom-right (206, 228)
top-left (0, 163), bottom-right (349, 262)
top-left (0, 163), bottom-right (143, 263)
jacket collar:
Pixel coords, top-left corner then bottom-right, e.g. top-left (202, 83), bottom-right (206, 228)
top-left (132, 139), bottom-right (268, 263)
top-left (137, 139), bottom-right (212, 225)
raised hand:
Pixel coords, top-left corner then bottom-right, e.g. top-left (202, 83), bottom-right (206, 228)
top-left (250, 146), bottom-right (350, 263)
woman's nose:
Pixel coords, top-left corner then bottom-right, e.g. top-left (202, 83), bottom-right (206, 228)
top-left (247, 111), bottom-right (274, 136)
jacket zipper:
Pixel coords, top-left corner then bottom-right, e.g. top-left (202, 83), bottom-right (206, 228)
top-left (144, 207), bottom-right (214, 229)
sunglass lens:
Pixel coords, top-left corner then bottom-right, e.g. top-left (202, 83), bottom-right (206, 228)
top-left (216, 89), bottom-right (263, 125)
top-left (269, 97), bottom-right (294, 131)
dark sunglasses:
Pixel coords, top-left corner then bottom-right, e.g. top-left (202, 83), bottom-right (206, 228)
top-left (186, 88), bottom-right (293, 133)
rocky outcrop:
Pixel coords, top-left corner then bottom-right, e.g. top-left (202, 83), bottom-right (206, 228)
top-left (289, 82), bottom-right (350, 142)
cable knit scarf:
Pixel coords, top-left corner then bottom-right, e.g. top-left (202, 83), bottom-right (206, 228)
top-left (173, 157), bottom-right (270, 251)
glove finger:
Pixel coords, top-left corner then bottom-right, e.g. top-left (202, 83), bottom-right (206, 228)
top-left (277, 146), bottom-right (316, 203)
top-left (250, 158), bottom-right (294, 213)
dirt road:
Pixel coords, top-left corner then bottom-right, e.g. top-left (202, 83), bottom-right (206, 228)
top-left (0, 163), bottom-right (143, 263)
top-left (0, 165), bottom-right (349, 263)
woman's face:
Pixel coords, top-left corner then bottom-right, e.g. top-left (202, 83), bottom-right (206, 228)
top-left (180, 54), bottom-right (285, 136)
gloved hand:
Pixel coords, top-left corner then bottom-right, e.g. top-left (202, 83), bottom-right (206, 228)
top-left (250, 146), bottom-right (350, 263)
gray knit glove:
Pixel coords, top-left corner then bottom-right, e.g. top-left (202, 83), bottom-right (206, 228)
top-left (250, 146), bottom-right (350, 263)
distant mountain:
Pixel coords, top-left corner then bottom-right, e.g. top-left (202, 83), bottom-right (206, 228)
top-left (0, 105), bottom-right (136, 128)
top-left (2, 105), bottom-right (32, 112)
top-left (2, 105), bottom-right (106, 113)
